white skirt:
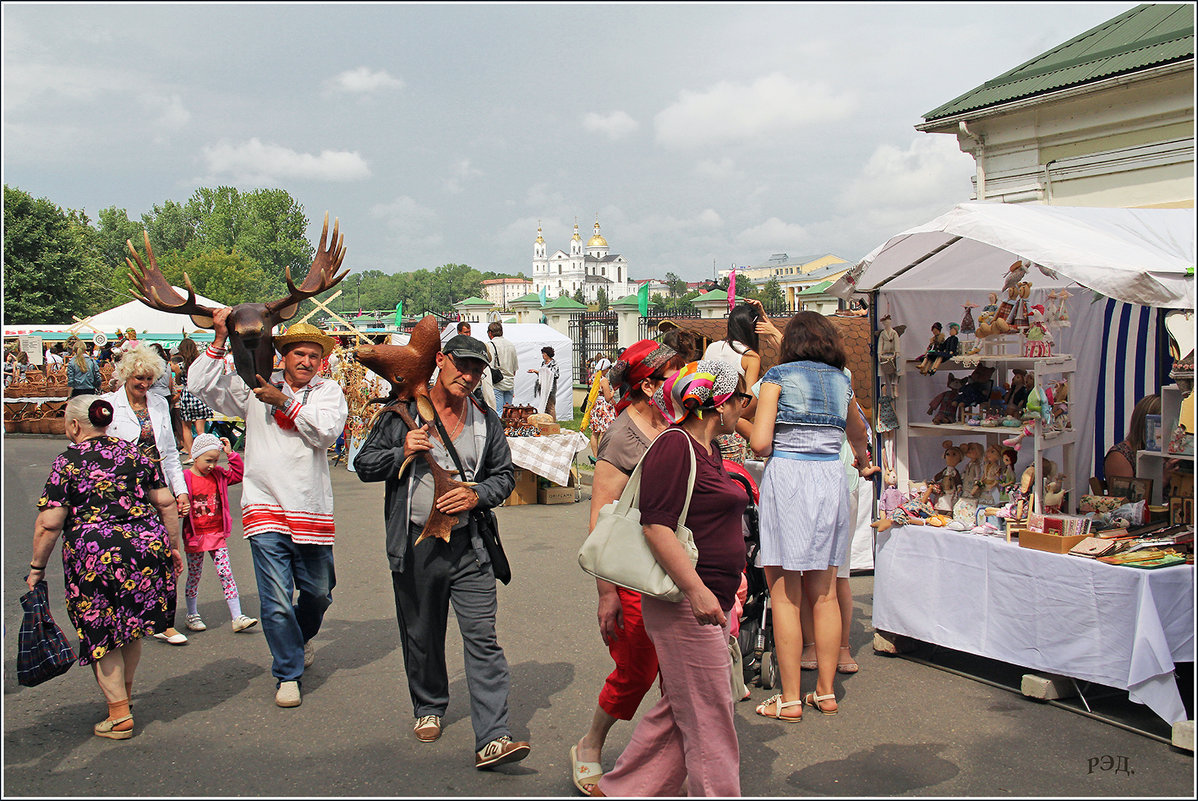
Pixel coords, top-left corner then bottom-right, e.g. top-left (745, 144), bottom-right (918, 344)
top-left (758, 457), bottom-right (851, 572)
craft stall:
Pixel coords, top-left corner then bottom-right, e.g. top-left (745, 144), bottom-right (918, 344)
top-left (829, 201), bottom-right (1195, 727)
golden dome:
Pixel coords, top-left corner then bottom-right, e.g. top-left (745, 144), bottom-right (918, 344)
top-left (535, 223), bottom-right (544, 245)
top-left (588, 220), bottom-right (607, 248)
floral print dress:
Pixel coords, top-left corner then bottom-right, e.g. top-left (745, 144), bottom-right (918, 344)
top-left (37, 436), bottom-right (175, 665)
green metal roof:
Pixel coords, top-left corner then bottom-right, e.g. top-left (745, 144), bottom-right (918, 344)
top-left (798, 280), bottom-right (834, 296)
top-left (923, 3), bottom-right (1194, 122)
top-left (509, 292), bottom-right (543, 305)
top-left (455, 296), bottom-right (492, 306)
top-left (542, 295), bottom-right (588, 310)
top-left (612, 294), bottom-right (640, 306)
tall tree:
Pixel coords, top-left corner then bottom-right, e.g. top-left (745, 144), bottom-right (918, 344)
top-left (596, 287), bottom-right (609, 312)
top-left (3, 185), bottom-right (105, 323)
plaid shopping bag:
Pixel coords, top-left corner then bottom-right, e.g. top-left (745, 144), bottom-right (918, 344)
top-left (17, 579), bottom-right (77, 687)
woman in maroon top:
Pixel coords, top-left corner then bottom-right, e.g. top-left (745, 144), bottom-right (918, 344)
top-left (596, 359), bottom-right (750, 798)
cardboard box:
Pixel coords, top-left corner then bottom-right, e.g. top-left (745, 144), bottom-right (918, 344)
top-left (1018, 529), bottom-right (1091, 554)
top-left (537, 468), bottom-right (579, 504)
top-left (504, 468), bottom-right (538, 506)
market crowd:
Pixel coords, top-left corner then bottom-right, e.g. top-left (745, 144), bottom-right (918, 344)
top-left (23, 303), bottom-right (882, 795)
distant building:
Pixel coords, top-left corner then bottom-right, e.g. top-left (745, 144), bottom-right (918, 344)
top-left (917, 3), bottom-right (1193, 208)
top-left (719, 253), bottom-right (851, 310)
top-left (532, 218), bottom-right (634, 302)
top-left (481, 277), bottom-right (533, 309)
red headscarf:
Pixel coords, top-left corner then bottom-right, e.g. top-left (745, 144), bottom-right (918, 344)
top-left (609, 339), bottom-right (678, 414)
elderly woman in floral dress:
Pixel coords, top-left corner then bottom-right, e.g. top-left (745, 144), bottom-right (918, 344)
top-left (27, 395), bottom-right (183, 740)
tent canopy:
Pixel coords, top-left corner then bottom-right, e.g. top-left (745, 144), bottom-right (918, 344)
top-left (830, 202), bottom-right (1195, 309)
top-left (5, 288), bottom-right (227, 338)
top-left (440, 322), bottom-right (573, 421)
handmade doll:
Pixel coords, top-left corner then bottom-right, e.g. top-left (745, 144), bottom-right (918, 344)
top-left (922, 441), bottom-right (964, 512)
top-left (957, 364), bottom-right (996, 409)
top-left (923, 322), bottom-right (960, 375)
top-left (927, 373), bottom-right (965, 424)
top-left (1050, 379), bottom-right (1070, 431)
top-left (1044, 473), bottom-right (1067, 514)
top-left (975, 292), bottom-right (1001, 339)
top-left (1022, 304), bottom-right (1052, 357)
top-left (1004, 370), bottom-right (1031, 417)
top-left (876, 314), bottom-right (904, 382)
top-left (979, 444), bottom-right (1003, 501)
top-left (960, 442), bottom-right (984, 498)
top-left (999, 447), bottom-right (1019, 500)
top-left (916, 322), bottom-right (946, 375)
top-left (1011, 281), bottom-right (1032, 331)
top-left (960, 302), bottom-right (979, 353)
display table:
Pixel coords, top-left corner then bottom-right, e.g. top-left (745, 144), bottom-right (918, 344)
top-left (507, 431), bottom-right (589, 487)
top-left (873, 524), bottom-right (1194, 725)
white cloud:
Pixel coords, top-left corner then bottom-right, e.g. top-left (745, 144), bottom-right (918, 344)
top-left (369, 195), bottom-right (444, 252)
top-left (836, 136), bottom-right (974, 230)
top-left (734, 217), bottom-right (811, 252)
top-left (695, 157), bottom-right (743, 182)
top-left (582, 110), bottom-right (639, 140)
top-left (201, 138), bottom-right (371, 184)
top-left (323, 66), bottom-right (403, 96)
top-left (445, 158), bottom-right (482, 194)
top-left (654, 73), bottom-right (857, 149)
top-left (144, 93), bottom-right (191, 131)
top-left (524, 183), bottom-right (567, 209)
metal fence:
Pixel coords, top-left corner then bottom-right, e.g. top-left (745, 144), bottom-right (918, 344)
top-left (568, 312), bottom-right (619, 384)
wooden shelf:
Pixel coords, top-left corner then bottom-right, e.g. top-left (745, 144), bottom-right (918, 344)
top-left (1137, 449), bottom-right (1194, 463)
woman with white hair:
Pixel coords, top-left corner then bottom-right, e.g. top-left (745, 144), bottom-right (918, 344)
top-left (27, 395), bottom-right (183, 740)
top-left (103, 342), bottom-right (191, 645)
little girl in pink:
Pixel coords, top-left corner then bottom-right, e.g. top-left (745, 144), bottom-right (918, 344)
top-left (183, 433), bottom-right (257, 633)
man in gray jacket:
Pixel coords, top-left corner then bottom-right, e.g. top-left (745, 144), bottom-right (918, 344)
top-left (487, 322), bottom-right (518, 411)
top-left (353, 335), bottom-right (527, 769)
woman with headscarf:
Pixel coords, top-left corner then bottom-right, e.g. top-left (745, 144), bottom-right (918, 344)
top-left (593, 359), bottom-right (750, 797)
top-left (27, 395), bottom-right (183, 740)
top-left (749, 312), bottom-right (873, 721)
top-left (103, 342), bottom-right (191, 646)
top-left (570, 339), bottom-right (679, 794)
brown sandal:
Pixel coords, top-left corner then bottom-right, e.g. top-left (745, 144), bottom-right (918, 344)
top-left (837, 646), bottom-right (859, 674)
top-left (754, 693), bottom-right (802, 723)
top-left (804, 691), bottom-right (838, 715)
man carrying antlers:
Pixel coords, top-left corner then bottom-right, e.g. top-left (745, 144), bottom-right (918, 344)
top-left (189, 318), bottom-right (348, 709)
top-left (353, 335), bottom-right (527, 770)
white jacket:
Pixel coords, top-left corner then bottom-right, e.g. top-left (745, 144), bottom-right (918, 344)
top-left (103, 385), bottom-right (188, 497)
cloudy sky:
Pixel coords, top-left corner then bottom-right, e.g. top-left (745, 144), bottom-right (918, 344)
top-left (3, 2), bottom-right (1139, 285)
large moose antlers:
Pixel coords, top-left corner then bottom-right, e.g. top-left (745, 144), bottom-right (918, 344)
top-left (126, 231), bottom-right (219, 329)
top-left (264, 212), bottom-right (349, 322)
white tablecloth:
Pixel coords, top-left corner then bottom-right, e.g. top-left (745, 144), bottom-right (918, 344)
top-left (873, 525), bottom-right (1194, 724)
top-left (507, 431), bottom-right (589, 487)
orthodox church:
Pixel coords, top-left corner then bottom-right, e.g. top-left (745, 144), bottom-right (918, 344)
top-left (532, 218), bottom-right (633, 302)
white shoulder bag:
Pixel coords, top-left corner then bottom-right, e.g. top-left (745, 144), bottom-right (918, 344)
top-left (577, 428), bottom-right (698, 602)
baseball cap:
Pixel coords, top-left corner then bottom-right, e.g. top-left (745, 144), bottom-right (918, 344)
top-left (442, 335), bottom-right (489, 364)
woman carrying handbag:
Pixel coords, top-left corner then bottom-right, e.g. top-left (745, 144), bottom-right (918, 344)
top-left (594, 359), bottom-right (751, 798)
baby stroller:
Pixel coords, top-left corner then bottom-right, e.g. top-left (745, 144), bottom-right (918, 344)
top-left (723, 461), bottom-right (778, 691)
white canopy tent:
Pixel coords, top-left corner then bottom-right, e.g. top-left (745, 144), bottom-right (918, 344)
top-left (829, 201), bottom-right (1195, 510)
top-left (440, 322), bottom-right (573, 421)
top-left (4, 288), bottom-right (226, 338)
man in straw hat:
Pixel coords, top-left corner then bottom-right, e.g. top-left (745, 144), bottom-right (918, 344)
top-left (188, 315), bottom-right (348, 709)
top-left (354, 334), bottom-right (528, 770)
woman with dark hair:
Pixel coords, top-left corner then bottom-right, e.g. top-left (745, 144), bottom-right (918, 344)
top-left (749, 311), bottom-right (872, 721)
top-left (529, 345), bottom-right (560, 418)
top-left (27, 395), bottom-right (183, 740)
top-left (1104, 394), bottom-right (1161, 479)
top-left (702, 302), bottom-right (764, 464)
top-left (594, 359), bottom-right (749, 797)
top-left (570, 339), bottom-right (677, 794)
top-left (175, 338), bottom-right (214, 459)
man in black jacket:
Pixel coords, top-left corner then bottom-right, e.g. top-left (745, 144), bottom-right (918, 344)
top-left (353, 335), bottom-right (526, 769)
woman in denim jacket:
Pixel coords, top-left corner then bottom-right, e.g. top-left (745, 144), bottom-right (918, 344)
top-left (749, 312), bottom-right (872, 720)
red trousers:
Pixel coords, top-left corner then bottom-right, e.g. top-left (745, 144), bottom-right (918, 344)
top-left (597, 588), bottom-right (659, 720)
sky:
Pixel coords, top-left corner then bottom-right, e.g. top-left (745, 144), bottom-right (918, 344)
top-left (3, 2), bottom-right (1142, 287)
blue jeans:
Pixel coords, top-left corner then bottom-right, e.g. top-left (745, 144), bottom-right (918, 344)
top-left (248, 531), bottom-right (336, 683)
top-left (494, 388), bottom-right (514, 410)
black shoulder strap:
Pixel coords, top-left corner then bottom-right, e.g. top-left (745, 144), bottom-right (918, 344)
top-left (432, 408), bottom-right (470, 482)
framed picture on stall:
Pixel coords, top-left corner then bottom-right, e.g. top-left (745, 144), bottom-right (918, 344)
top-left (1106, 476), bottom-right (1152, 504)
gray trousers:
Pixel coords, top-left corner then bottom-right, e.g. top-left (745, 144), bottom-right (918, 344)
top-left (391, 524), bottom-right (511, 750)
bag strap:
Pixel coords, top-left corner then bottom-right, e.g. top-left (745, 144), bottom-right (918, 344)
top-left (616, 428), bottom-right (697, 524)
top-left (430, 406), bottom-right (472, 483)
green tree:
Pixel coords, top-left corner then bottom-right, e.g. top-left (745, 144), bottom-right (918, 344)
top-left (95, 206), bottom-right (144, 275)
top-left (3, 185), bottom-right (105, 323)
top-left (573, 287), bottom-right (586, 304)
top-left (596, 287), bottom-right (609, 312)
top-left (664, 271), bottom-right (688, 298)
top-left (760, 277), bottom-right (786, 309)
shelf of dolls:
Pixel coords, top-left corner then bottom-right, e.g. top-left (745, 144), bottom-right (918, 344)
top-left (1134, 383), bottom-right (1195, 504)
top-left (894, 350), bottom-right (1075, 518)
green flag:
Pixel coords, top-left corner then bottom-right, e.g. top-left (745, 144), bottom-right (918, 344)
top-left (637, 282), bottom-right (649, 316)
top-left (394, 301), bottom-right (403, 326)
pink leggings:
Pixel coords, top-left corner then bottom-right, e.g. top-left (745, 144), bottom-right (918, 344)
top-left (598, 596), bottom-right (740, 797)
top-left (185, 548), bottom-right (238, 601)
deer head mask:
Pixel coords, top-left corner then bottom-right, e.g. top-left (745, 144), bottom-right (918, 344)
top-left (126, 213), bottom-right (348, 388)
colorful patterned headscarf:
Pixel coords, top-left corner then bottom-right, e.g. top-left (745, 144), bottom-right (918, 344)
top-left (609, 339), bottom-right (678, 414)
top-left (653, 359), bottom-right (738, 424)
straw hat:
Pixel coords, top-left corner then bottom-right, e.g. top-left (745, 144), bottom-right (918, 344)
top-left (274, 323), bottom-right (336, 358)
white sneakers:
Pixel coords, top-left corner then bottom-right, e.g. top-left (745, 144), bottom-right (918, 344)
top-left (232, 615), bottom-right (258, 633)
top-left (303, 641), bottom-right (315, 668)
top-left (186, 614), bottom-right (207, 631)
top-left (275, 680), bottom-right (301, 708)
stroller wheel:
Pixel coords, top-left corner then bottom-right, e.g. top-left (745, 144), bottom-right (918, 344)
top-left (761, 651), bottom-right (778, 690)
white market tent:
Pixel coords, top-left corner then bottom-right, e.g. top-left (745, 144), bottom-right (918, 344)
top-left (4, 288), bottom-right (225, 339)
top-left (828, 201), bottom-right (1195, 507)
top-left (440, 322), bottom-right (573, 421)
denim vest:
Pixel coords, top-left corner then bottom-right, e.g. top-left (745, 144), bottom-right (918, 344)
top-left (762, 360), bottom-right (851, 429)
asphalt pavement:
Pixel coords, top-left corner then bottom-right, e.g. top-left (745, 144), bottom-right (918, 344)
top-left (3, 435), bottom-right (1193, 797)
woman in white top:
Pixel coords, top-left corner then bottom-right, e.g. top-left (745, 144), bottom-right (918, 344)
top-left (702, 301), bottom-right (765, 463)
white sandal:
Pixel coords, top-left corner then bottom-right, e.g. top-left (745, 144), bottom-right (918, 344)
top-left (754, 693), bottom-right (802, 723)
